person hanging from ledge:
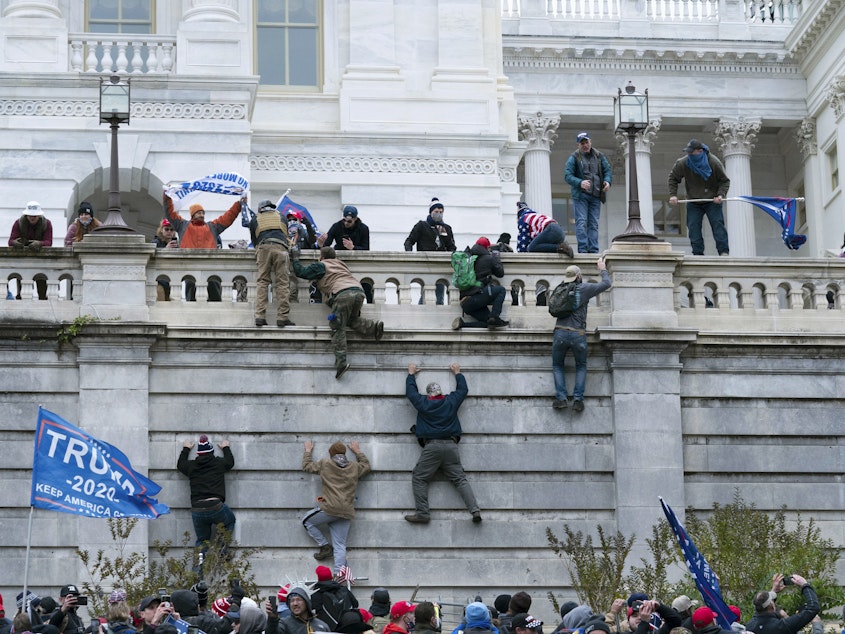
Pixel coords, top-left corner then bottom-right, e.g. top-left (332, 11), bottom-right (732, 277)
top-left (9, 201), bottom-right (53, 300)
top-left (291, 246), bottom-right (384, 379)
top-left (163, 190), bottom-right (245, 301)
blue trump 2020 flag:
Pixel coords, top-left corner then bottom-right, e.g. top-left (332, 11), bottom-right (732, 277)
top-left (277, 194), bottom-right (320, 236)
top-left (660, 497), bottom-right (733, 629)
top-left (736, 196), bottom-right (806, 250)
top-left (31, 407), bottom-right (169, 519)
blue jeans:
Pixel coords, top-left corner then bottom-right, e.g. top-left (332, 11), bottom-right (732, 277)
top-left (573, 196), bottom-right (601, 253)
top-left (552, 328), bottom-right (588, 401)
top-left (302, 507), bottom-right (352, 573)
top-left (191, 502), bottom-right (236, 548)
top-left (686, 201), bottom-right (730, 255)
top-left (460, 285), bottom-right (505, 323)
top-left (527, 222), bottom-right (565, 252)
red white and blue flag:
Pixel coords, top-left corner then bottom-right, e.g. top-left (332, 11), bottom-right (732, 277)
top-left (660, 497), bottom-right (733, 629)
top-left (737, 196), bottom-right (806, 250)
top-left (277, 194), bottom-right (321, 237)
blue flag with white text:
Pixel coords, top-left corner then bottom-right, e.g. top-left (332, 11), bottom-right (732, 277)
top-left (30, 407), bottom-right (170, 519)
top-left (736, 196), bottom-right (806, 250)
top-left (660, 497), bottom-right (733, 629)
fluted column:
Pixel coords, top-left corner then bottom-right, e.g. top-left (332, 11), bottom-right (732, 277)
top-left (2, 0), bottom-right (61, 18)
top-left (183, 0), bottom-right (239, 22)
top-left (615, 117), bottom-right (661, 235)
top-left (795, 118), bottom-right (822, 255)
top-left (715, 117), bottom-right (761, 257)
top-left (517, 112), bottom-right (560, 215)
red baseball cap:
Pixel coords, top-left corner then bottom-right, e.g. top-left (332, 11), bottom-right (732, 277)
top-left (692, 607), bottom-right (715, 629)
top-left (390, 601), bottom-right (416, 619)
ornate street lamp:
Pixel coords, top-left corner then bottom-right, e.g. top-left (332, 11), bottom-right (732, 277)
top-left (613, 82), bottom-right (659, 242)
top-left (94, 74), bottom-right (135, 233)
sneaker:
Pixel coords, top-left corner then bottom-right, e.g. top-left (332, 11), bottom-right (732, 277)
top-left (254, 318), bottom-right (267, 327)
top-left (471, 511), bottom-right (483, 524)
top-left (313, 544), bottom-right (334, 561)
top-left (572, 399), bottom-right (585, 412)
top-left (335, 363), bottom-right (350, 379)
top-left (277, 319), bottom-right (296, 327)
top-left (374, 321), bottom-right (384, 341)
top-left (487, 316), bottom-right (509, 328)
top-left (552, 398), bottom-right (569, 410)
top-left (404, 513), bottom-right (430, 524)
top-left (451, 317), bottom-right (464, 331)
top-left (558, 242), bottom-right (574, 257)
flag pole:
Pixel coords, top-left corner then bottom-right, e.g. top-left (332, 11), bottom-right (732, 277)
top-left (23, 504), bottom-right (34, 615)
top-left (675, 197), bottom-right (805, 203)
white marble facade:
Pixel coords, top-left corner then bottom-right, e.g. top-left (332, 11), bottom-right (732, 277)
top-left (0, 0), bottom-right (842, 255)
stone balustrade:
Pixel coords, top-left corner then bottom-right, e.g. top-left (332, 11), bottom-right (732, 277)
top-left (3, 242), bottom-right (845, 334)
top-left (68, 34), bottom-right (176, 74)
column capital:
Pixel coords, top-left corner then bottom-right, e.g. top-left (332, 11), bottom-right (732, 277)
top-left (517, 111), bottom-right (560, 151)
top-left (637, 116), bottom-right (663, 152)
top-left (824, 76), bottom-right (845, 121)
top-left (2, 0), bottom-right (61, 18)
top-left (714, 117), bottom-right (761, 157)
top-left (183, 0), bottom-right (240, 22)
top-left (795, 118), bottom-right (817, 160)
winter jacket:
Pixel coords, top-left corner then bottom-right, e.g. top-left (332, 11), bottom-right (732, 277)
top-left (310, 582), bottom-right (359, 630)
top-left (404, 217), bottom-right (456, 252)
top-left (564, 149), bottom-right (612, 202)
top-left (302, 450), bottom-right (371, 519)
top-left (64, 218), bottom-right (102, 246)
top-left (745, 585), bottom-right (819, 634)
top-left (272, 588), bottom-right (330, 634)
top-left (459, 244), bottom-right (504, 300)
top-left (633, 604), bottom-right (681, 634)
top-left (554, 269), bottom-right (611, 331)
top-left (9, 215), bottom-right (53, 247)
top-left (516, 208), bottom-right (556, 252)
top-left (177, 446), bottom-right (235, 505)
top-left (292, 258), bottom-right (362, 303)
top-left (667, 152), bottom-right (730, 201)
top-left (322, 219), bottom-right (370, 250)
top-left (406, 373), bottom-right (467, 440)
top-left (165, 196), bottom-right (241, 249)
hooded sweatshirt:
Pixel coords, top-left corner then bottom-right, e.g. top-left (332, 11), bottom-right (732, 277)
top-left (276, 588), bottom-right (330, 634)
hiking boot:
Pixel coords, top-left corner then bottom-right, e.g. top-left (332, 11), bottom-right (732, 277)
top-left (451, 317), bottom-right (464, 331)
top-left (313, 544), bottom-right (334, 561)
top-left (572, 399), bottom-right (585, 412)
top-left (487, 316), bottom-right (509, 328)
top-left (553, 398), bottom-right (569, 410)
top-left (471, 511), bottom-right (483, 524)
top-left (254, 318), bottom-right (267, 327)
top-left (374, 321), bottom-right (384, 341)
top-left (335, 363), bottom-right (350, 380)
top-left (557, 241), bottom-right (574, 257)
top-left (404, 513), bottom-right (430, 524)
top-left (277, 319), bottom-right (296, 327)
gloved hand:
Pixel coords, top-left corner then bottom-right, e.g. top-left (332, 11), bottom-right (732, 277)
top-left (11, 238), bottom-right (24, 247)
top-left (26, 240), bottom-right (42, 250)
top-left (290, 246), bottom-right (301, 261)
top-left (230, 583), bottom-right (245, 604)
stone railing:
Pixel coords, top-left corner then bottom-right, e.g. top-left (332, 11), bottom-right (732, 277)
top-left (501, 0), bottom-right (802, 23)
top-left (3, 243), bottom-right (845, 334)
top-left (68, 34), bottom-right (176, 74)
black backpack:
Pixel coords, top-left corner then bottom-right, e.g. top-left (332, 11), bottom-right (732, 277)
top-left (314, 587), bottom-right (354, 629)
top-left (548, 281), bottom-right (580, 318)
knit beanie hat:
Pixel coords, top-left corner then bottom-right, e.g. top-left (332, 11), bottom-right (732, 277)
top-left (196, 435), bottom-right (214, 454)
top-left (429, 197), bottom-right (444, 213)
top-left (465, 603), bottom-right (490, 624)
top-left (212, 597), bottom-right (231, 617)
top-left (476, 237), bottom-right (491, 249)
top-left (329, 442), bottom-right (347, 456)
top-left (316, 565), bottom-right (333, 582)
top-left (77, 202), bottom-right (94, 216)
top-left (277, 585), bottom-right (290, 604)
top-left (189, 203), bottom-right (205, 217)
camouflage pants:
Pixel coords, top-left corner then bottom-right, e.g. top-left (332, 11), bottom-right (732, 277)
top-left (330, 288), bottom-right (377, 368)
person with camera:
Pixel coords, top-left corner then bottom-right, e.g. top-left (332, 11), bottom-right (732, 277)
top-left (48, 586), bottom-right (86, 634)
top-left (746, 574), bottom-right (819, 634)
top-left (404, 362), bottom-right (482, 524)
top-left (453, 236), bottom-right (508, 330)
top-left (628, 600), bottom-right (681, 634)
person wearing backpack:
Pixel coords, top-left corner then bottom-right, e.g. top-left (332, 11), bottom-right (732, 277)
top-left (452, 237), bottom-right (508, 330)
top-left (310, 566), bottom-right (359, 631)
top-left (551, 257), bottom-right (611, 411)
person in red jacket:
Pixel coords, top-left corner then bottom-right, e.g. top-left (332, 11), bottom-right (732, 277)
top-left (163, 193), bottom-right (244, 300)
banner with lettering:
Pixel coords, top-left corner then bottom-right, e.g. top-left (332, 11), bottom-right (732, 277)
top-left (30, 407), bottom-right (169, 519)
top-left (165, 172), bottom-right (249, 210)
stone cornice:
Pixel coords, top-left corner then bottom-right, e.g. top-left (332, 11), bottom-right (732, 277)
top-left (0, 100), bottom-right (247, 119)
top-left (784, 0), bottom-right (845, 59)
top-left (503, 40), bottom-right (800, 74)
top-left (250, 155), bottom-right (499, 175)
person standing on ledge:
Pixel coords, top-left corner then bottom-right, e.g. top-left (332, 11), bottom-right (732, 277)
top-left (668, 139), bottom-right (731, 256)
top-left (564, 131), bottom-right (612, 254)
top-left (404, 362), bottom-right (482, 524)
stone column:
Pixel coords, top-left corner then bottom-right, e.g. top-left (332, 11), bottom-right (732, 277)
top-left (348, 0), bottom-right (397, 68)
top-left (615, 117), bottom-right (661, 235)
top-left (795, 118), bottom-right (822, 255)
top-left (518, 112), bottom-right (560, 215)
top-left (714, 117), bottom-right (761, 257)
top-left (3, 0), bottom-right (61, 17)
top-left (176, 0), bottom-right (247, 75)
top-left (183, 0), bottom-right (239, 21)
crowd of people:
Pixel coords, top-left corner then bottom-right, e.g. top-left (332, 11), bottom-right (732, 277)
top-left (2, 574), bottom-right (823, 634)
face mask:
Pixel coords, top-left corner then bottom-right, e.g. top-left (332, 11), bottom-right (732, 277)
top-left (80, 217), bottom-right (92, 227)
top-left (430, 211), bottom-right (443, 223)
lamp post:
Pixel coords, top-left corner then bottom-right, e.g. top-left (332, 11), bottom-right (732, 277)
top-left (612, 82), bottom-right (659, 242)
top-left (94, 74), bottom-right (135, 233)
